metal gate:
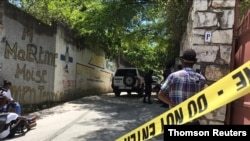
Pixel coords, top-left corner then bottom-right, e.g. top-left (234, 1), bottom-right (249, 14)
top-left (225, 9), bottom-right (250, 124)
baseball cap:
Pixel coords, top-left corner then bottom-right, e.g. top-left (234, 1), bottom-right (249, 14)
top-left (179, 49), bottom-right (197, 63)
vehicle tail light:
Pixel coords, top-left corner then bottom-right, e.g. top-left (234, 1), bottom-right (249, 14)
top-left (137, 78), bottom-right (141, 85)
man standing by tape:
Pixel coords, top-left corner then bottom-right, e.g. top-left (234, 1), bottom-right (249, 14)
top-left (158, 49), bottom-right (206, 125)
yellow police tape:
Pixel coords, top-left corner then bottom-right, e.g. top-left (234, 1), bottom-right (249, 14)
top-left (115, 60), bottom-right (250, 141)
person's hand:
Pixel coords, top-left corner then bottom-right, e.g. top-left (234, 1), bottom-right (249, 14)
top-left (8, 100), bottom-right (15, 104)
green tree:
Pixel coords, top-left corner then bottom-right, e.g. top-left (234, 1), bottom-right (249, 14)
top-left (238, 0), bottom-right (250, 21)
top-left (9, 0), bottom-right (191, 74)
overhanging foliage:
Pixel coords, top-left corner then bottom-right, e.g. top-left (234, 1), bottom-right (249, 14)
top-left (9, 0), bottom-right (192, 74)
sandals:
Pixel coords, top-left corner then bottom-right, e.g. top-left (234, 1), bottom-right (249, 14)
top-left (26, 115), bottom-right (38, 130)
top-left (28, 122), bottom-right (37, 129)
top-left (27, 115), bottom-right (37, 124)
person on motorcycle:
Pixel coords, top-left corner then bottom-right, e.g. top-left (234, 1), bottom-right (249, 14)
top-left (0, 80), bottom-right (22, 115)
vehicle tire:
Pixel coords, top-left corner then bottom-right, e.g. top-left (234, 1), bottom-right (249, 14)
top-left (114, 91), bottom-right (121, 96)
top-left (127, 91), bottom-right (132, 95)
top-left (123, 75), bottom-right (136, 87)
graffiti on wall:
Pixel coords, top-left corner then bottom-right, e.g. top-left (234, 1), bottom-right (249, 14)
top-left (59, 46), bottom-right (75, 89)
top-left (60, 46), bottom-right (73, 73)
top-left (15, 64), bottom-right (47, 83)
top-left (11, 84), bottom-right (70, 103)
top-left (62, 79), bottom-right (75, 89)
top-left (4, 42), bottom-right (57, 66)
top-left (76, 63), bottom-right (111, 89)
top-left (22, 26), bottom-right (33, 43)
top-left (89, 52), bottom-right (105, 69)
top-left (79, 50), bottom-right (115, 91)
top-left (11, 85), bottom-right (51, 103)
top-left (3, 27), bottom-right (58, 102)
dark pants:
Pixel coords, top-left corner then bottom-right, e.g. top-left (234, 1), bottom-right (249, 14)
top-left (144, 85), bottom-right (152, 102)
top-left (6, 102), bottom-right (22, 115)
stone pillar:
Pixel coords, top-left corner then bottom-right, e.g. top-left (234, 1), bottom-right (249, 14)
top-left (181, 0), bottom-right (236, 124)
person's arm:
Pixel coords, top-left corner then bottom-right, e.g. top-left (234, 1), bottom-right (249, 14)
top-left (7, 89), bottom-right (14, 101)
top-left (1, 91), bottom-right (12, 102)
top-left (158, 90), bottom-right (175, 107)
top-left (0, 94), bottom-right (8, 108)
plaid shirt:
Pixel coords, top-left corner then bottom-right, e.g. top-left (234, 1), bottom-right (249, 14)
top-left (161, 67), bottom-right (206, 106)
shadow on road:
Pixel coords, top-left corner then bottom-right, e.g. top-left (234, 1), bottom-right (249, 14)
top-left (28, 93), bottom-right (167, 141)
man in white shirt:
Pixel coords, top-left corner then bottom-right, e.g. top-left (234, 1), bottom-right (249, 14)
top-left (1, 80), bottom-right (22, 115)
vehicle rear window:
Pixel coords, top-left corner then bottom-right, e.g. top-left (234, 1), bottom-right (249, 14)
top-left (115, 69), bottom-right (137, 76)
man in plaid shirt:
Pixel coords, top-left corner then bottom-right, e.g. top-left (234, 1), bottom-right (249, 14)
top-left (158, 49), bottom-right (206, 125)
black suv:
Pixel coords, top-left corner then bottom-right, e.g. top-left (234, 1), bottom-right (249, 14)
top-left (111, 68), bottom-right (145, 96)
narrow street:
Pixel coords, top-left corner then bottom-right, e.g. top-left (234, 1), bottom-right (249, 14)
top-left (9, 93), bottom-right (167, 141)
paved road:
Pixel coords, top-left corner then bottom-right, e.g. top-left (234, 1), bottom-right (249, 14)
top-left (8, 93), bottom-right (168, 141)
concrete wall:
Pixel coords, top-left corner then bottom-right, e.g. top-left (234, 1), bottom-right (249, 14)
top-left (0, 1), bottom-right (117, 111)
top-left (181, 0), bottom-right (236, 124)
top-left (54, 25), bottom-right (116, 102)
top-left (0, 1), bottom-right (57, 105)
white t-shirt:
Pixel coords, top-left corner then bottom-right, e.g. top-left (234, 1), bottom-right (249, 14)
top-left (0, 113), bottom-right (18, 139)
top-left (2, 89), bottom-right (13, 101)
